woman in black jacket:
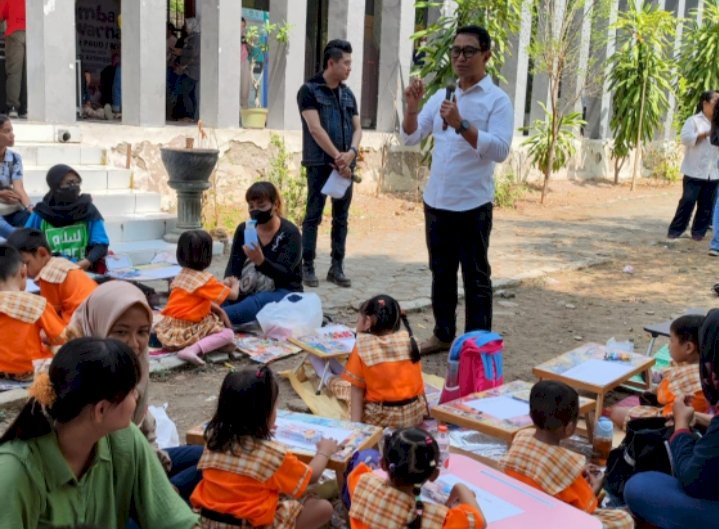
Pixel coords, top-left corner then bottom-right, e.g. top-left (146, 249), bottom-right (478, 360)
top-left (624, 309), bottom-right (719, 528)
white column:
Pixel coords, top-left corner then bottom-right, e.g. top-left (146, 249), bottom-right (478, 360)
top-left (501, 0), bottom-right (532, 132)
top-left (267, 0), bottom-right (308, 130)
top-left (26, 0), bottom-right (76, 123)
top-left (558, 0), bottom-right (593, 119)
top-left (529, 0), bottom-right (567, 125)
top-left (585, 0), bottom-right (619, 139)
top-left (661, 0), bottom-right (686, 138)
top-left (328, 0), bottom-right (366, 108)
top-left (121, 0), bottom-right (166, 126)
top-left (376, 0), bottom-right (414, 132)
top-left (199, 0), bottom-right (243, 128)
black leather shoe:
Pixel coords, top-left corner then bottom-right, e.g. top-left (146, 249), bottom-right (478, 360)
top-left (327, 263), bottom-right (351, 288)
top-left (302, 263), bottom-right (319, 287)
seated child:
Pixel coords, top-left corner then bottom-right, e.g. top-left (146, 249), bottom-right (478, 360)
top-left (0, 244), bottom-right (65, 379)
top-left (501, 381), bottom-right (634, 529)
top-left (154, 229), bottom-right (240, 365)
top-left (7, 228), bottom-right (97, 324)
top-left (610, 314), bottom-right (708, 429)
top-left (348, 427), bottom-right (485, 529)
top-left (341, 295), bottom-right (427, 428)
top-left (191, 366), bottom-right (339, 529)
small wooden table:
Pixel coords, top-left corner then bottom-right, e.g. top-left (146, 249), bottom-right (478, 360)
top-left (187, 409), bottom-right (382, 474)
top-left (377, 454), bottom-right (601, 528)
top-left (431, 380), bottom-right (596, 443)
top-left (533, 343), bottom-right (655, 423)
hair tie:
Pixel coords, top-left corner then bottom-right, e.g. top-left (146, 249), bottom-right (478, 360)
top-left (256, 368), bottom-right (264, 378)
top-left (389, 463), bottom-right (396, 472)
top-left (425, 436), bottom-right (433, 445)
top-left (378, 299), bottom-right (385, 307)
top-left (28, 372), bottom-right (56, 408)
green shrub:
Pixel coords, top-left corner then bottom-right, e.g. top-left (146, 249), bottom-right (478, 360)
top-left (494, 171), bottom-right (527, 208)
top-left (643, 143), bottom-right (681, 182)
top-left (260, 134), bottom-right (307, 226)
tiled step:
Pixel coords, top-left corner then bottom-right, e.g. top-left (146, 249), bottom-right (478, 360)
top-left (12, 123), bottom-right (82, 143)
top-left (28, 189), bottom-right (162, 217)
top-left (111, 239), bottom-right (223, 266)
top-left (13, 143), bottom-right (105, 166)
top-left (24, 165), bottom-right (131, 193)
top-left (104, 213), bottom-right (177, 243)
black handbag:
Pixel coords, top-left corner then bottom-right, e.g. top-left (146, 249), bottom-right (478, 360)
top-left (605, 416), bottom-right (676, 500)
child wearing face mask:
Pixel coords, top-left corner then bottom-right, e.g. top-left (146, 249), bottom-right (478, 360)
top-left (222, 181), bottom-right (304, 326)
top-left (155, 229), bottom-right (241, 365)
top-left (25, 164), bottom-right (109, 272)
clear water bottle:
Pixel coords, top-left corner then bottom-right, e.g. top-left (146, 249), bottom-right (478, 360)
top-left (593, 417), bottom-right (613, 466)
top-left (437, 424), bottom-right (450, 469)
top-left (244, 219), bottom-right (258, 249)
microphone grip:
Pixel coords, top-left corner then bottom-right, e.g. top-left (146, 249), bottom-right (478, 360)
top-left (442, 88), bottom-right (455, 130)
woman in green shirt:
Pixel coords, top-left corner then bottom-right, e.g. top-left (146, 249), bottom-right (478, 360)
top-left (0, 337), bottom-right (199, 529)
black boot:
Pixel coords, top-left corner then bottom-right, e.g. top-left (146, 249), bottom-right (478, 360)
top-left (302, 261), bottom-right (319, 287)
top-left (327, 261), bottom-right (351, 288)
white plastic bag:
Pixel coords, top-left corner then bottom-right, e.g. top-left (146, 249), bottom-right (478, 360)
top-left (149, 403), bottom-right (180, 449)
top-left (256, 292), bottom-right (323, 339)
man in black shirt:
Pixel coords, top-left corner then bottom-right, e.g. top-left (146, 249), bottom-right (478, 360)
top-left (297, 39), bottom-right (362, 288)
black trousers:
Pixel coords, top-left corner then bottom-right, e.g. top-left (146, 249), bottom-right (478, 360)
top-left (424, 202), bottom-right (493, 342)
top-left (302, 165), bottom-right (353, 264)
top-left (668, 175), bottom-right (719, 238)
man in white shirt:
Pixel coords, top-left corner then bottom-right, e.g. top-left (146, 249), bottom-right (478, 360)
top-left (401, 25), bottom-right (513, 353)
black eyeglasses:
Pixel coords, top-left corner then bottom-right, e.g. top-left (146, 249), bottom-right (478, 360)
top-left (450, 46), bottom-right (483, 59)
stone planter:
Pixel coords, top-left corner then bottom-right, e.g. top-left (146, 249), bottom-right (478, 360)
top-left (160, 147), bottom-right (219, 242)
top-left (241, 108), bottom-right (268, 129)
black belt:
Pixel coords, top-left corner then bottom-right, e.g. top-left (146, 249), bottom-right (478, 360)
top-left (200, 508), bottom-right (250, 527)
top-left (373, 396), bottom-right (420, 408)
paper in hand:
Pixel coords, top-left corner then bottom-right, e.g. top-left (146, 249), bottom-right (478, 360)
top-left (321, 169), bottom-right (351, 199)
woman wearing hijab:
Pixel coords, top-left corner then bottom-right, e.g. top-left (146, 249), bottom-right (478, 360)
top-left (25, 163), bottom-right (109, 271)
top-left (624, 309), bottom-right (719, 529)
top-left (66, 281), bottom-right (203, 501)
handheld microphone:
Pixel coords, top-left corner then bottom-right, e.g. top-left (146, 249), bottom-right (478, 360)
top-left (442, 82), bottom-right (456, 130)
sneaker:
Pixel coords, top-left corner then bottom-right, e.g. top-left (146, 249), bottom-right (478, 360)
top-left (302, 262), bottom-right (319, 288)
top-left (692, 234), bottom-right (705, 241)
top-left (666, 233), bottom-right (681, 240)
top-left (420, 335), bottom-right (452, 355)
top-left (103, 104), bottom-right (113, 120)
top-left (710, 249), bottom-right (719, 257)
top-left (7, 107), bottom-right (18, 119)
top-left (327, 262), bottom-right (351, 288)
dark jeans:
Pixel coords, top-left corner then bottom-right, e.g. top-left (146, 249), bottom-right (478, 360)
top-left (625, 472), bottom-right (719, 529)
top-left (177, 75), bottom-right (198, 120)
top-left (166, 444), bottom-right (203, 502)
top-left (667, 175), bottom-right (719, 238)
top-left (302, 165), bottom-right (353, 264)
top-left (424, 202), bottom-right (493, 343)
top-left (0, 207), bottom-right (29, 238)
top-left (223, 289), bottom-right (291, 326)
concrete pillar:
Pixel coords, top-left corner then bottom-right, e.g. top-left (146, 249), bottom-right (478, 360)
top-left (441, 0), bottom-right (458, 17)
top-left (659, 0), bottom-right (689, 140)
top-left (559, 0), bottom-right (593, 121)
top-left (122, 0), bottom-right (166, 127)
top-left (585, 0), bottom-right (619, 139)
top-left (376, 0), bottom-right (415, 132)
top-left (267, 0), bottom-right (308, 130)
top-left (501, 0), bottom-right (532, 132)
top-left (199, 0), bottom-right (243, 129)
top-left (26, 0), bottom-right (76, 123)
top-left (529, 0), bottom-right (567, 126)
top-left (328, 0), bottom-right (366, 109)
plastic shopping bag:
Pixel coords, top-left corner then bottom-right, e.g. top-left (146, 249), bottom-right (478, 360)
top-left (149, 403), bottom-right (180, 449)
top-left (256, 292), bottom-right (323, 339)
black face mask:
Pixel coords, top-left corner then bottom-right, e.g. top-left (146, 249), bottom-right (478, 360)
top-left (250, 208), bottom-right (273, 225)
top-left (54, 184), bottom-right (81, 204)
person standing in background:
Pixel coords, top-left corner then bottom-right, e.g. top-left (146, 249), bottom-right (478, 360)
top-left (0, 0), bottom-right (25, 119)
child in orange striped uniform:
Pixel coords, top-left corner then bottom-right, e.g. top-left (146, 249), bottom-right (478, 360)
top-left (155, 229), bottom-right (240, 365)
top-left (611, 314), bottom-right (707, 429)
top-left (348, 427), bottom-right (485, 529)
top-left (342, 294), bottom-right (427, 428)
top-left (501, 381), bottom-right (633, 529)
top-left (191, 366), bottom-right (339, 529)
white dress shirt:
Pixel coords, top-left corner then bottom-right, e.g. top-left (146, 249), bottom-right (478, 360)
top-left (401, 75), bottom-right (514, 211)
top-left (680, 112), bottom-right (719, 181)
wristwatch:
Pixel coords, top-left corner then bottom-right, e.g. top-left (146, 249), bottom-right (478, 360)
top-left (455, 119), bottom-right (470, 134)
top-left (350, 146), bottom-right (359, 158)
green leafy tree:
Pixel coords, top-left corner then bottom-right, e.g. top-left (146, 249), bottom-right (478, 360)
top-left (524, 0), bottom-right (599, 203)
top-left (411, 0), bottom-right (523, 99)
top-left (608, 1), bottom-right (674, 190)
top-left (676, 1), bottom-right (719, 127)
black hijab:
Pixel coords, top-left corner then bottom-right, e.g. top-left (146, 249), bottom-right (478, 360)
top-left (33, 164), bottom-right (103, 228)
top-left (698, 308), bottom-right (719, 406)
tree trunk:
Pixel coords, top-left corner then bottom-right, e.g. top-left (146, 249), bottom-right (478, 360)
top-left (631, 75), bottom-right (648, 192)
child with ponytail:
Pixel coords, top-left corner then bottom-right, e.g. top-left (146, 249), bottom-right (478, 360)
top-left (348, 428), bottom-right (485, 529)
top-left (342, 294), bottom-right (427, 428)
